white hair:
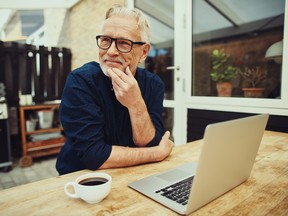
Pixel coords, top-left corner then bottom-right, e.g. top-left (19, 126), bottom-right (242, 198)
top-left (101, 5), bottom-right (151, 43)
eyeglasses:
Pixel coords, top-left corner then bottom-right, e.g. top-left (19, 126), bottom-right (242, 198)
top-left (96, 35), bottom-right (146, 53)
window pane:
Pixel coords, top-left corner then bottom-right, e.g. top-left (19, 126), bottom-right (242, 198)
top-left (192, 0), bottom-right (285, 99)
top-left (135, 0), bottom-right (174, 100)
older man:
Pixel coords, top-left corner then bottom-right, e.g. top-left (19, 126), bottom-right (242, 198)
top-left (56, 5), bottom-right (174, 175)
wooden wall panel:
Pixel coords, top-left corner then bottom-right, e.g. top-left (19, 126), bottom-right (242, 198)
top-left (0, 41), bottom-right (71, 106)
top-left (187, 109), bottom-right (288, 142)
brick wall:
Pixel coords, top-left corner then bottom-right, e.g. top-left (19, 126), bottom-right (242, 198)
top-left (57, 0), bottom-right (125, 70)
top-left (4, 13), bottom-right (22, 40)
top-left (44, 9), bottom-right (67, 47)
top-left (193, 32), bottom-right (283, 97)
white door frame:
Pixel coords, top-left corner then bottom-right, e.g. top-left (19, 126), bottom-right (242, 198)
top-left (169, 1), bottom-right (189, 145)
top-left (127, 0), bottom-right (190, 145)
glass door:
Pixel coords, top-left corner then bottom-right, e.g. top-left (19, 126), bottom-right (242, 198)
top-left (132, 0), bottom-right (188, 144)
top-left (187, 0), bottom-right (288, 115)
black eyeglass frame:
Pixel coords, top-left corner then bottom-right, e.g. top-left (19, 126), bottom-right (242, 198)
top-left (96, 35), bottom-right (146, 53)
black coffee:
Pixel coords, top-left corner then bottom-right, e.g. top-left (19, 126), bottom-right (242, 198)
top-left (79, 177), bottom-right (108, 186)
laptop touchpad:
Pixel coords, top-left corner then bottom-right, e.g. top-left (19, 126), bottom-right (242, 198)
top-left (157, 169), bottom-right (191, 182)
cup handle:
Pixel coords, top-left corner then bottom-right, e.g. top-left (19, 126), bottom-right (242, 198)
top-left (64, 182), bottom-right (79, 199)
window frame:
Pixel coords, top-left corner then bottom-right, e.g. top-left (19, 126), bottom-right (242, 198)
top-left (185, 0), bottom-right (288, 116)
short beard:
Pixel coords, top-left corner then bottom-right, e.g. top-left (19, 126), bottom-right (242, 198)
top-left (100, 64), bottom-right (109, 77)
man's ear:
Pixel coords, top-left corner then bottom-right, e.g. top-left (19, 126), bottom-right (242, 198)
top-left (139, 43), bottom-right (151, 63)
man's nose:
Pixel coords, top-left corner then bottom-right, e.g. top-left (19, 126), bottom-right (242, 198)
top-left (107, 41), bottom-right (119, 55)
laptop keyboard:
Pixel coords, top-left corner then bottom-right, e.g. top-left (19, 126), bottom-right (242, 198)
top-left (155, 176), bottom-right (194, 205)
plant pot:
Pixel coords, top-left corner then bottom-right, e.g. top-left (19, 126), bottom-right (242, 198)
top-left (242, 88), bottom-right (265, 98)
top-left (216, 82), bottom-right (232, 97)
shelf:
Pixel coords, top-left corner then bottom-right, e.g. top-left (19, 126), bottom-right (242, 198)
top-left (20, 103), bottom-right (60, 110)
top-left (26, 137), bottom-right (66, 150)
top-left (28, 147), bottom-right (64, 159)
top-left (26, 127), bottom-right (64, 135)
top-left (27, 142), bottom-right (65, 152)
top-left (19, 103), bottom-right (65, 167)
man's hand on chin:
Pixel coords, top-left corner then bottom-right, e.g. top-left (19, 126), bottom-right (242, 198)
top-left (107, 67), bottom-right (142, 109)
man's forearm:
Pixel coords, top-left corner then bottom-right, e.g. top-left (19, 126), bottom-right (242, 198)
top-left (99, 145), bottom-right (162, 169)
top-left (128, 98), bottom-right (155, 146)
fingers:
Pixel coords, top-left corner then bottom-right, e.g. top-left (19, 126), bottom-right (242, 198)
top-left (108, 67), bottom-right (137, 93)
top-left (107, 68), bottom-right (117, 80)
top-left (107, 68), bottom-right (120, 79)
top-left (156, 131), bottom-right (174, 161)
top-left (112, 68), bottom-right (130, 82)
top-left (108, 67), bottom-right (134, 81)
top-left (106, 68), bottom-right (126, 92)
top-left (125, 66), bottom-right (134, 78)
top-left (163, 131), bottom-right (171, 139)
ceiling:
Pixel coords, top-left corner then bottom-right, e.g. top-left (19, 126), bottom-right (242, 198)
top-left (135, 0), bottom-right (285, 46)
top-left (194, 0), bottom-right (285, 34)
top-left (0, 0), bottom-right (79, 9)
top-left (0, 0), bottom-right (285, 45)
top-left (135, 0), bottom-right (174, 46)
top-left (0, 0), bottom-right (80, 34)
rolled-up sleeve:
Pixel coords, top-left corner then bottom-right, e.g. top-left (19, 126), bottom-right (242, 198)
top-left (60, 71), bottom-right (112, 170)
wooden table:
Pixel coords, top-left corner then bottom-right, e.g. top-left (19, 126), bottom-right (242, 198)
top-left (0, 131), bottom-right (287, 215)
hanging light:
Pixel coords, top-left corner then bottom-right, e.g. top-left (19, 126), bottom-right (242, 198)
top-left (265, 40), bottom-right (283, 64)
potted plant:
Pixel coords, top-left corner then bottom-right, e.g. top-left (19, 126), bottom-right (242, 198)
top-left (239, 67), bottom-right (267, 98)
top-left (210, 49), bottom-right (238, 96)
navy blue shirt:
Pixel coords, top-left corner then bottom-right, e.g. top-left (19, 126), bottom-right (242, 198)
top-left (56, 62), bottom-right (165, 174)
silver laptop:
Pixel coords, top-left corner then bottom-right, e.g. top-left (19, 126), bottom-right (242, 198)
top-left (128, 114), bottom-right (269, 215)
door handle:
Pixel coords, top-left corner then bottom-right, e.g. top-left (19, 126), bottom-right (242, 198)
top-left (166, 66), bottom-right (180, 71)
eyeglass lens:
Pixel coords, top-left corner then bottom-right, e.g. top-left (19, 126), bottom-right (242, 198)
top-left (97, 36), bottom-right (133, 53)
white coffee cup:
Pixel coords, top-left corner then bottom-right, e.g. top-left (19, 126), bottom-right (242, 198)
top-left (64, 172), bottom-right (112, 204)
